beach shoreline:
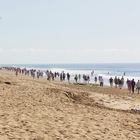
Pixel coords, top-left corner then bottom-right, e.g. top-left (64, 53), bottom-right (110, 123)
top-left (2, 63), bottom-right (140, 87)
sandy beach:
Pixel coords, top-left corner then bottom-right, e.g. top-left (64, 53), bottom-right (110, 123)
top-left (0, 70), bottom-right (140, 140)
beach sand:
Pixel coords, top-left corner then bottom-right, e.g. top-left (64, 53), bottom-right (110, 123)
top-left (0, 70), bottom-right (140, 140)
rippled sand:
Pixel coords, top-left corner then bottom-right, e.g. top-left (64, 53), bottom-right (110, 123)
top-left (0, 70), bottom-right (140, 140)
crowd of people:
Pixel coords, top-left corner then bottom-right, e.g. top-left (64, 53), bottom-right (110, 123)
top-left (126, 79), bottom-right (140, 94)
top-left (109, 76), bottom-right (124, 89)
top-left (109, 76), bottom-right (140, 94)
top-left (1, 67), bottom-right (140, 94)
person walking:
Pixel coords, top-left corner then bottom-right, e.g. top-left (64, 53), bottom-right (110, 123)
top-left (126, 79), bottom-right (131, 93)
top-left (109, 77), bottom-right (113, 87)
top-left (67, 73), bottom-right (70, 83)
top-left (131, 79), bottom-right (136, 93)
top-left (99, 77), bottom-right (104, 87)
top-left (136, 80), bottom-right (140, 94)
top-left (114, 76), bottom-right (118, 88)
top-left (74, 75), bottom-right (78, 83)
top-left (94, 76), bottom-right (97, 83)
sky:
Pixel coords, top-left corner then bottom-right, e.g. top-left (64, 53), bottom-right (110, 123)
top-left (0, 0), bottom-right (140, 64)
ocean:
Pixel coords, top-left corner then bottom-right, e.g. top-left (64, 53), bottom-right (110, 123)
top-left (1, 63), bottom-right (140, 86)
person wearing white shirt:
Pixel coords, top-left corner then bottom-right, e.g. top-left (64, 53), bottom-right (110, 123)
top-left (136, 80), bottom-right (140, 94)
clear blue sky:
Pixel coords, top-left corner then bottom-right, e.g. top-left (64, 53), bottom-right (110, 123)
top-left (0, 0), bottom-right (140, 64)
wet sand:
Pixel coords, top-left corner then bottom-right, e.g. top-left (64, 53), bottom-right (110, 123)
top-left (0, 70), bottom-right (140, 140)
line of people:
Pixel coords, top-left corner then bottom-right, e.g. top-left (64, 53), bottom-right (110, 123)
top-left (2, 67), bottom-right (140, 94)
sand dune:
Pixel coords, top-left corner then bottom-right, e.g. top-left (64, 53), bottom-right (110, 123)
top-left (0, 70), bottom-right (140, 140)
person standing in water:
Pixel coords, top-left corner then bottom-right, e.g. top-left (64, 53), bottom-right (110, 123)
top-left (91, 70), bottom-right (94, 76)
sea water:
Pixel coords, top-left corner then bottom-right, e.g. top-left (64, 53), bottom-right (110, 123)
top-left (2, 63), bottom-right (140, 86)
